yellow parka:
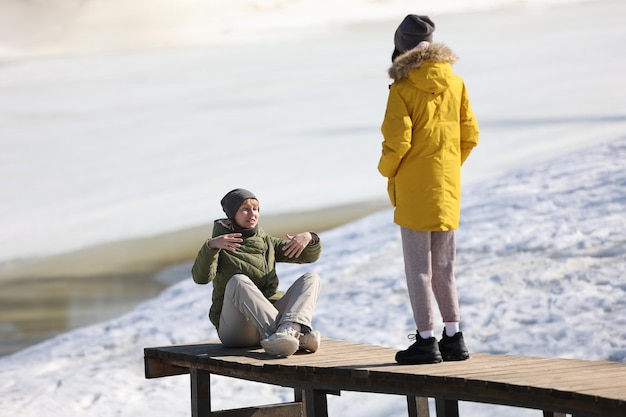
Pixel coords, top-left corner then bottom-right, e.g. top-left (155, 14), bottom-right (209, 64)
top-left (378, 43), bottom-right (479, 231)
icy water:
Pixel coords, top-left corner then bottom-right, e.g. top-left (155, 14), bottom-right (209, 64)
top-left (0, 272), bottom-right (173, 357)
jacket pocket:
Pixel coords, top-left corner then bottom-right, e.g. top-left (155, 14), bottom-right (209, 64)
top-left (387, 177), bottom-right (397, 207)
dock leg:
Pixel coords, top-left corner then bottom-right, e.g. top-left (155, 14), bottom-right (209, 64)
top-left (407, 396), bottom-right (430, 417)
top-left (190, 369), bottom-right (210, 417)
top-left (302, 387), bottom-right (328, 417)
top-left (434, 399), bottom-right (459, 417)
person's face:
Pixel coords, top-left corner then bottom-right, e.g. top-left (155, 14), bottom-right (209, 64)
top-left (234, 199), bottom-right (259, 229)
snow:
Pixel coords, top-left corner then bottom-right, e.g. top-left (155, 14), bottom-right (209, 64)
top-left (1, 0), bottom-right (625, 416)
top-left (2, 0), bottom-right (624, 265)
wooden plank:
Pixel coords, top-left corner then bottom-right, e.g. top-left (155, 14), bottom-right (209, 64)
top-left (209, 402), bottom-right (303, 417)
top-left (144, 355), bottom-right (189, 378)
top-left (366, 355), bottom-right (626, 400)
top-left (453, 358), bottom-right (616, 384)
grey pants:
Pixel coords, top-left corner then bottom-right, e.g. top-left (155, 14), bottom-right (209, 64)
top-left (217, 272), bottom-right (320, 347)
top-left (400, 228), bottom-right (460, 332)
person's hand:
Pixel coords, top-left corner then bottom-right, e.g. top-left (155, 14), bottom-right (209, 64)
top-left (282, 232), bottom-right (312, 258)
top-left (207, 233), bottom-right (243, 251)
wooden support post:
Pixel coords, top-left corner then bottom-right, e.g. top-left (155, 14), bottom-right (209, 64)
top-left (543, 412), bottom-right (567, 417)
top-left (303, 387), bottom-right (328, 417)
top-left (191, 368), bottom-right (211, 417)
top-left (407, 396), bottom-right (430, 417)
top-left (435, 399), bottom-right (459, 417)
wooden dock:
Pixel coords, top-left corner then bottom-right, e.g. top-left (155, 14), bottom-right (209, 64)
top-left (144, 338), bottom-right (626, 417)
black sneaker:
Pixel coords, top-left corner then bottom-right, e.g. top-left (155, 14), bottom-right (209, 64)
top-left (438, 331), bottom-right (470, 361)
top-left (395, 333), bottom-right (443, 365)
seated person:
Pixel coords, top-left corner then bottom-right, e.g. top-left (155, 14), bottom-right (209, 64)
top-left (192, 188), bottom-right (322, 357)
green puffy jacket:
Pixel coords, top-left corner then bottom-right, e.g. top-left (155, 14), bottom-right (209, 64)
top-left (191, 219), bottom-right (322, 328)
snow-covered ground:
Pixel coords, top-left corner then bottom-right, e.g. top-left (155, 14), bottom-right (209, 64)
top-left (0, 0), bottom-right (625, 416)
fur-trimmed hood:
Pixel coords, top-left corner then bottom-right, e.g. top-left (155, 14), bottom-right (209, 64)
top-left (388, 43), bottom-right (458, 81)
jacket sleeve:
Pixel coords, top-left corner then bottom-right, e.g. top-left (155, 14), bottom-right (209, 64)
top-left (459, 82), bottom-right (480, 164)
top-left (191, 241), bottom-right (220, 284)
top-left (273, 235), bottom-right (322, 264)
top-left (378, 84), bottom-right (413, 178)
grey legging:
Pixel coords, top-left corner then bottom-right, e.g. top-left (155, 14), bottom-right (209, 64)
top-left (400, 228), bottom-right (461, 332)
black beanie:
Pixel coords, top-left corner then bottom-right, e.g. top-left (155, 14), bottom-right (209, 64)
top-left (220, 188), bottom-right (258, 219)
top-left (392, 14), bottom-right (435, 61)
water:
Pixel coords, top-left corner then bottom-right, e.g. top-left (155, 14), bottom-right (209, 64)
top-left (0, 272), bottom-right (176, 357)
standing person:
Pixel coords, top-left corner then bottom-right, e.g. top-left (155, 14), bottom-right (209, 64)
top-left (192, 188), bottom-right (323, 357)
top-left (378, 15), bottom-right (479, 365)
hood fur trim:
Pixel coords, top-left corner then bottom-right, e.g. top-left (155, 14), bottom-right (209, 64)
top-left (388, 43), bottom-right (458, 81)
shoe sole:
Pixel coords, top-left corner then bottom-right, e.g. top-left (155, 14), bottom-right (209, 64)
top-left (396, 358), bottom-right (443, 365)
top-left (441, 353), bottom-right (470, 361)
